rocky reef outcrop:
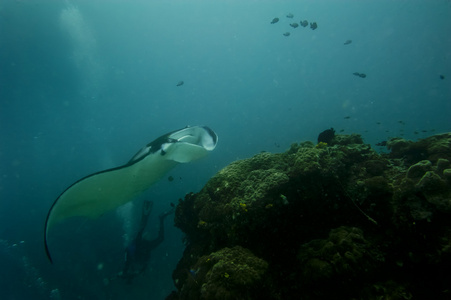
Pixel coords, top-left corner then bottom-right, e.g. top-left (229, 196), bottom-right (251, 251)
top-left (167, 133), bottom-right (451, 300)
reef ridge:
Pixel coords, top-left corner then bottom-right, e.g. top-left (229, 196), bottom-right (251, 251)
top-left (168, 132), bottom-right (451, 300)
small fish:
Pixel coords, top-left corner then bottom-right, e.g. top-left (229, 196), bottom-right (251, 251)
top-left (310, 22), bottom-right (318, 30)
top-left (168, 175), bottom-right (174, 182)
top-left (440, 75), bottom-right (445, 80)
top-left (290, 23), bottom-right (299, 28)
top-left (176, 81), bottom-right (184, 86)
top-left (283, 32), bottom-right (290, 37)
top-left (300, 20), bottom-right (308, 27)
top-left (376, 122), bottom-right (381, 125)
top-left (344, 40), bottom-right (352, 45)
top-left (286, 13), bottom-right (294, 18)
top-left (376, 141), bottom-right (387, 147)
top-left (398, 120), bottom-right (405, 125)
top-left (186, 269), bottom-right (199, 285)
top-left (271, 17), bottom-right (279, 24)
top-left (344, 116), bottom-right (351, 119)
top-left (353, 72), bottom-right (366, 78)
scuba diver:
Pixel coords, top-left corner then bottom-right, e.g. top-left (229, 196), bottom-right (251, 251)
top-left (118, 200), bottom-right (174, 283)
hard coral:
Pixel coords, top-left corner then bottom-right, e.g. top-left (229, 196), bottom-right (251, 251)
top-left (387, 133), bottom-right (451, 164)
top-left (297, 226), bottom-right (383, 287)
top-left (171, 132), bottom-right (451, 300)
top-left (387, 137), bottom-right (414, 157)
top-left (406, 160), bottom-right (432, 179)
top-left (331, 133), bottom-right (364, 146)
top-left (180, 246), bottom-right (268, 300)
top-left (416, 171), bottom-right (451, 212)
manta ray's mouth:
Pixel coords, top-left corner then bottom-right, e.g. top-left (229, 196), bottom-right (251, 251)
top-left (44, 125), bottom-right (217, 263)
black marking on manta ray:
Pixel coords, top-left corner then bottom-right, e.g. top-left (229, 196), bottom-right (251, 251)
top-left (203, 126), bottom-right (218, 145)
top-left (127, 130), bottom-right (182, 163)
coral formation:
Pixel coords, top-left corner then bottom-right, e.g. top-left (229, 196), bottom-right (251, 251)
top-left (168, 132), bottom-right (451, 299)
top-left (177, 246), bottom-right (268, 300)
top-left (297, 226), bottom-right (384, 289)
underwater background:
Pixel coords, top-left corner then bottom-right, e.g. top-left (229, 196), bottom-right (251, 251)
top-left (0, 0), bottom-right (450, 299)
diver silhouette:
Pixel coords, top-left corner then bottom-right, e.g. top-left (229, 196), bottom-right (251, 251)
top-left (119, 199), bottom-right (174, 283)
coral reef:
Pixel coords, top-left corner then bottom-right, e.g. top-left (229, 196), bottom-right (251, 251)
top-left (168, 133), bottom-right (451, 299)
top-left (176, 246), bottom-right (268, 300)
top-left (297, 226), bottom-right (385, 291)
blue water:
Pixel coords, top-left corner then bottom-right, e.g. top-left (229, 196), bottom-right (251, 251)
top-left (0, 0), bottom-right (450, 299)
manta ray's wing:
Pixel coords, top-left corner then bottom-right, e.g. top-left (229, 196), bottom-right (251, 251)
top-left (44, 125), bottom-right (217, 263)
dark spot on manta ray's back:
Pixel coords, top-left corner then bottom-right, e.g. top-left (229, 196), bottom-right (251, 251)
top-left (176, 81), bottom-right (184, 86)
top-left (300, 20), bottom-right (308, 27)
top-left (168, 175), bottom-right (174, 182)
top-left (271, 17), bottom-right (279, 24)
top-left (310, 22), bottom-right (318, 30)
top-left (290, 23), bottom-right (299, 28)
top-left (344, 40), bottom-right (352, 45)
top-left (286, 13), bottom-right (294, 18)
top-left (317, 128), bottom-right (335, 144)
top-left (283, 32), bottom-right (290, 37)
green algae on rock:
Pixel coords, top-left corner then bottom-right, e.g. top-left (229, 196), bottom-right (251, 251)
top-left (169, 132), bottom-right (451, 300)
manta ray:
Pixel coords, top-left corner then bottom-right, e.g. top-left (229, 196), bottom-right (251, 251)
top-left (44, 125), bottom-right (218, 263)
